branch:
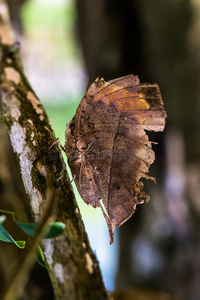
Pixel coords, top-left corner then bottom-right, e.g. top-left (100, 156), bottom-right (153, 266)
top-left (0, 1), bottom-right (107, 299)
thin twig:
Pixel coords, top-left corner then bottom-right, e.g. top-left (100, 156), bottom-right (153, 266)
top-left (2, 173), bottom-right (56, 300)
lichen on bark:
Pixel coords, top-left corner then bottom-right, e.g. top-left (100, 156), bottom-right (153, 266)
top-left (0, 1), bottom-right (107, 299)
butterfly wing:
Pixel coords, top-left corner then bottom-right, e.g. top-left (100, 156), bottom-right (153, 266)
top-left (65, 74), bottom-right (166, 243)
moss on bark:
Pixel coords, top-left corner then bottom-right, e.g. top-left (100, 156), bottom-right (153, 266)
top-left (0, 1), bottom-right (107, 299)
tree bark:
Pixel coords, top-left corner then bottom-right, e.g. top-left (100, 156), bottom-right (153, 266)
top-left (0, 1), bottom-right (107, 299)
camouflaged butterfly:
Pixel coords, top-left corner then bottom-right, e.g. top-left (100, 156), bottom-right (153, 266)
top-left (65, 74), bottom-right (166, 244)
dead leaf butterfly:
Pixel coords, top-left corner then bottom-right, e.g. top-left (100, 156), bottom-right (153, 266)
top-left (65, 74), bottom-right (166, 244)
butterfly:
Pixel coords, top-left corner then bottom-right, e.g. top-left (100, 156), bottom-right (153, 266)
top-left (65, 74), bottom-right (166, 244)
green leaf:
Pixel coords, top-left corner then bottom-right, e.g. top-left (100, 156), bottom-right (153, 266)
top-left (15, 221), bottom-right (38, 236)
top-left (34, 245), bottom-right (46, 268)
top-left (45, 222), bottom-right (65, 239)
top-left (15, 240), bottom-right (26, 248)
top-left (0, 216), bottom-right (25, 248)
top-left (15, 221), bottom-right (65, 239)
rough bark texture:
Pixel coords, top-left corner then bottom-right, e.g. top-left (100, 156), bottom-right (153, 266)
top-left (0, 1), bottom-right (107, 299)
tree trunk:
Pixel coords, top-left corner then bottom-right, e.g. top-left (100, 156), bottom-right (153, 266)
top-left (0, 1), bottom-right (107, 299)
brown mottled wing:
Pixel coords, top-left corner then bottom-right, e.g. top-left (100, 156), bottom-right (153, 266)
top-left (65, 74), bottom-right (166, 244)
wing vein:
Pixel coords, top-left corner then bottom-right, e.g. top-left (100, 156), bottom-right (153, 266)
top-left (106, 118), bottom-right (121, 215)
